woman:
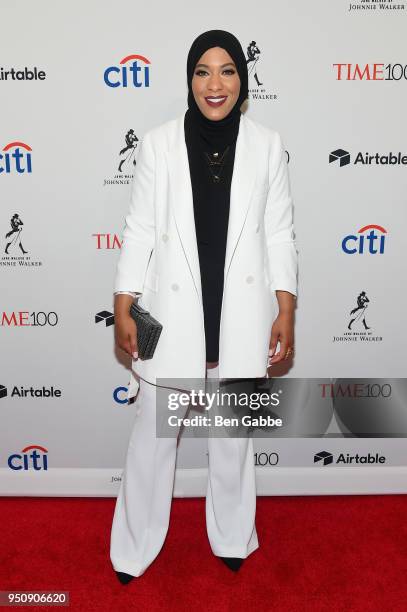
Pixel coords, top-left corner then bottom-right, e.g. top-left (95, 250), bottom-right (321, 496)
top-left (110, 29), bottom-right (298, 583)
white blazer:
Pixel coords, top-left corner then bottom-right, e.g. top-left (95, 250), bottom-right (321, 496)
top-left (115, 110), bottom-right (298, 388)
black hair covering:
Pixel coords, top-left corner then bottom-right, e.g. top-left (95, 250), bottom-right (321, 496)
top-left (185, 29), bottom-right (248, 149)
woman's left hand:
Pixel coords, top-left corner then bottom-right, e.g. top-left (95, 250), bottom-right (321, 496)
top-left (268, 312), bottom-right (295, 365)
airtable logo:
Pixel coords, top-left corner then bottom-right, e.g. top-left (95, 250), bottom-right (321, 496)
top-left (0, 384), bottom-right (62, 398)
top-left (341, 224), bottom-right (387, 255)
top-left (0, 66), bottom-right (46, 81)
top-left (95, 310), bottom-right (114, 326)
top-left (0, 142), bottom-right (32, 174)
top-left (8, 445), bottom-right (49, 471)
top-left (329, 149), bottom-right (350, 167)
top-left (314, 450), bottom-right (386, 465)
top-left (314, 451), bottom-right (333, 465)
top-left (329, 148), bottom-right (407, 166)
top-left (104, 54), bottom-right (151, 88)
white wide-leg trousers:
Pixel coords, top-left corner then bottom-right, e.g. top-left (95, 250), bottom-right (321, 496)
top-left (110, 364), bottom-right (259, 577)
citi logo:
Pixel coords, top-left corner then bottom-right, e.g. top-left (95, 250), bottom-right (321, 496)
top-left (104, 54), bottom-right (151, 88)
top-left (95, 310), bottom-right (114, 326)
top-left (92, 234), bottom-right (122, 249)
top-left (0, 141), bottom-right (32, 174)
top-left (8, 445), bottom-right (49, 471)
top-left (113, 386), bottom-right (129, 404)
top-left (329, 149), bottom-right (407, 167)
top-left (342, 224), bottom-right (387, 255)
top-left (314, 450), bottom-right (386, 465)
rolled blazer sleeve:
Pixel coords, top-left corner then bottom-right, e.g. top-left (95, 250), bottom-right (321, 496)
top-left (114, 133), bottom-right (156, 293)
top-left (264, 132), bottom-right (298, 297)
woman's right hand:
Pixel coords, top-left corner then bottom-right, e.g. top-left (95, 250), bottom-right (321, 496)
top-left (114, 294), bottom-right (139, 359)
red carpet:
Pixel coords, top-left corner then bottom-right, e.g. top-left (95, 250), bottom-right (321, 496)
top-left (1, 495), bottom-right (406, 611)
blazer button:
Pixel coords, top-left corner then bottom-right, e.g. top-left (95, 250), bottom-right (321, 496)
top-left (246, 275), bottom-right (254, 284)
top-left (171, 283), bottom-right (179, 291)
top-left (162, 233), bottom-right (169, 242)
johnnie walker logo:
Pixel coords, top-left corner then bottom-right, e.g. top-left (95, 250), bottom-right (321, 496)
top-left (246, 40), bottom-right (278, 101)
top-left (1, 213), bottom-right (43, 268)
top-left (333, 291), bottom-right (383, 343)
top-left (348, 0), bottom-right (406, 13)
top-left (103, 128), bottom-right (140, 187)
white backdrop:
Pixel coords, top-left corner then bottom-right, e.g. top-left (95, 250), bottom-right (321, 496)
top-left (1, 0), bottom-right (407, 497)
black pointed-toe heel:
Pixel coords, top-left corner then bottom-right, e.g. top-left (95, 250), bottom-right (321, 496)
top-left (115, 571), bottom-right (135, 584)
top-left (220, 557), bottom-right (245, 572)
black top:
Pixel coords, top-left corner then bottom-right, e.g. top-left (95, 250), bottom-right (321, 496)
top-left (183, 29), bottom-right (248, 361)
top-left (184, 109), bottom-right (240, 361)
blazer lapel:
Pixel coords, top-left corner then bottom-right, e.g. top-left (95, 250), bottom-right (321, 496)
top-left (224, 113), bottom-right (257, 282)
top-left (165, 113), bottom-right (202, 302)
top-left (165, 111), bottom-right (257, 303)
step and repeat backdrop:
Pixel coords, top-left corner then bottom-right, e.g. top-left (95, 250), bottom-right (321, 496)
top-left (1, 1), bottom-right (407, 496)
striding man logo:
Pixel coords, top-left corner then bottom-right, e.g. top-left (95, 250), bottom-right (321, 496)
top-left (246, 40), bottom-right (263, 87)
top-left (5, 213), bottom-right (28, 255)
top-left (118, 129), bottom-right (139, 173)
top-left (348, 291), bottom-right (371, 331)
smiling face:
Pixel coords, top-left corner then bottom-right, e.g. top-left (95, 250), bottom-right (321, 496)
top-left (191, 46), bottom-right (241, 121)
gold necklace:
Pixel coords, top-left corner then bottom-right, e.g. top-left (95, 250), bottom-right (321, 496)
top-left (203, 146), bottom-right (230, 183)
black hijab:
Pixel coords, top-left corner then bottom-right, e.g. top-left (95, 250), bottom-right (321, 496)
top-left (183, 30), bottom-right (249, 362)
top-left (185, 29), bottom-right (248, 149)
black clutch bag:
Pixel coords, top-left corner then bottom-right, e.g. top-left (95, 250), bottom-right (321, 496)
top-left (129, 301), bottom-right (163, 360)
